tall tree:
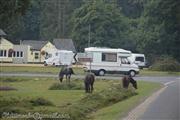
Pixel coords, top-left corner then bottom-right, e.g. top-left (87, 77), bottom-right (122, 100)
top-left (70, 0), bottom-right (133, 51)
top-left (39, 0), bottom-right (83, 40)
top-left (0, 0), bottom-right (30, 42)
top-left (135, 0), bottom-right (180, 61)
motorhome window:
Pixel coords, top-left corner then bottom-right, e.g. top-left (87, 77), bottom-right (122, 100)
top-left (135, 57), bottom-right (144, 62)
top-left (102, 53), bottom-right (117, 62)
top-left (121, 57), bottom-right (130, 64)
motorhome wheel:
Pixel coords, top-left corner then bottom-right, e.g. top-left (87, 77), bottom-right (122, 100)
top-left (98, 70), bottom-right (105, 76)
top-left (129, 70), bottom-right (136, 77)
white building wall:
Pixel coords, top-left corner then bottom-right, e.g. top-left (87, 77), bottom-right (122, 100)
top-left (0, 38), bottom-right (13, 62)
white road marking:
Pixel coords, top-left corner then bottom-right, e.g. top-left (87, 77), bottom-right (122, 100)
top-left (122, 86), bottom-right (167, 120)
top-left (164, 81), bottom-right (175, 86)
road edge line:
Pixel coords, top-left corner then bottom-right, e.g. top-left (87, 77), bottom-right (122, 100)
top-left (122, 85), bottom-right (167, 120)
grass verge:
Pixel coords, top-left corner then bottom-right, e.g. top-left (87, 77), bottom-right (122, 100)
top-left (89, 81), bottom-right (162, 120)
top-left (140, 69), bottom-right (180, 76)
top-left (1, 66), bottom-right (180, 76)
top-left (0, 77), bottom-right (161, 120)
top-left (0, 66), bottom-right (84, 74)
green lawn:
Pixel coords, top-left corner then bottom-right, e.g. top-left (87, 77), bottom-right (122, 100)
top-left (0, 66), bottom-right (84, 74)
top-left (139, 68), bottom-right (180, 76)
top-left (0, 77), bottom-right (161, 120)
top-left (1, 66), bottom-right (180, 76)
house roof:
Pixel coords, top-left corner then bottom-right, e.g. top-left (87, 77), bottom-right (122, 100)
top-left (0, 29), bottom-right (7, 36)
top-left (53, 38), bottom-right (76, 52)
top-left (21, 40), bottom-right (49, 50)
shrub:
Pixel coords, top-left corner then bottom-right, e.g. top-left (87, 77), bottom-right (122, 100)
top-left (63, 84), bottom-right (137, 120)
top-left (0, 97), bottom-right (54, 117)
top-left (150, 56), bottom-right (180, 72)
top-left (0, 97), bottom-right (31, 117)
top-left (1, 77), bottom-right (30, 82)
top-left (30, 97), bottom-right (53, 106)
top-left (49, 82), bottom-right (84, 90)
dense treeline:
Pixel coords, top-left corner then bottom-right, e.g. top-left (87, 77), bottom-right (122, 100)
top-left (0, 0), bottom-right (179, 62)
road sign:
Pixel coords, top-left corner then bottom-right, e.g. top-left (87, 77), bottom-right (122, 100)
top-left (77, 53), bottom-right (93, 62)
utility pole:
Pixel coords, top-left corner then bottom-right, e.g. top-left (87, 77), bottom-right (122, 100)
top-left (57, 0), bottom-right (65, 38)
top-left (88, 24), bottom-right (91, 47)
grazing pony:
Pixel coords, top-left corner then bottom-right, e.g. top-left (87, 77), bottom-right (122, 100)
top-left (84, 73), bottom-right (95, 93)
top-left (59, 66), bottom-right (74, 84)
top-left (122, 75), bottom-right (137, 89)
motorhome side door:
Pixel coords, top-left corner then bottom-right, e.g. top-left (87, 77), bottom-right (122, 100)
top-left (119, 57), bottom-right (131, 71)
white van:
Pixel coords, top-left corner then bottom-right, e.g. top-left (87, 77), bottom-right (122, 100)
top-left (128, 53), bottom-right (146, 69)
top-left (83, 47), bottom-right (139, 76)
top-left (44, 50), bottom-right (75, 66)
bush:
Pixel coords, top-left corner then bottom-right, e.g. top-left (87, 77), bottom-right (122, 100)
top-left (30, 97), bottom-right (53, 106)
top-left (150, 56), bottom-right (180, 72)
top-left (49, 82), bottom-right (84, 90)
top-left (0, 97), bottom-right (31, 117)
top-left (0, 97), bottom-right (54, 117)
top-left (63, 84), bottom-right (137, 120)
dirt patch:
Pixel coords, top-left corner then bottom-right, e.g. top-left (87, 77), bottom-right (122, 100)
top-left (0, 86), bottom-right (17, 91)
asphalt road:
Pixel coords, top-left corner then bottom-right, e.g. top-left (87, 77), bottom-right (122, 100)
top-left (0, 72), bottom-right (179, 120)
top-left (138, 77), bottom-right (180, 120)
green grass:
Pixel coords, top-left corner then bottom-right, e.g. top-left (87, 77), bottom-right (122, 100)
top-left (0, 77), bottom-right (120, 113)
top-left (140, 68), bottom-right (180, 76)
top-left (0, 77), bottom-right (161, 120)
top-left (88, 81), bottom-right (162, 120)
top-left (0, 66), bottom-right (180, 76)
top-left (0, 66), bottom-right (84, 74)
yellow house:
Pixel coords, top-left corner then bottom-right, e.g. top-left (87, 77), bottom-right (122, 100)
top-left (0, 37), bottom-right (14, 62)
top-left (40, 41), bottom-right (56, 62)
top-left (21, 40), bottom-right (56, 63)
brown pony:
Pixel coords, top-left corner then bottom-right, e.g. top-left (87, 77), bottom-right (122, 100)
top-left (122, 75), bottom-right (137, 89)
top-left (84, 73), bottom-right (95, 93)
top-left (59, 66), bottom-right (74, 84)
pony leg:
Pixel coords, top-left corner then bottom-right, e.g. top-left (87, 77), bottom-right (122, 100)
top-left (59, 76), bottom-right (63, 83)
top-left (90, 83), bottom-right (94, 93)
top-left (88, 85), bottom-right (91, 93)
top-left (68, 75), bottom-right (71, 84)
top-left (122, 77), bottom-right (130, 89)
top-left (130, 78), bottom-right (137, 89)
top-left (85, 83), bottom-right (89, 93)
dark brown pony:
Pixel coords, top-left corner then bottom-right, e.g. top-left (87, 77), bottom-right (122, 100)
top-left (84, 73), bottom-right (95, 93)
top-left (59, 66), bottom-right (74, 84)
top-left (122, 75), bottom-right (137, 89)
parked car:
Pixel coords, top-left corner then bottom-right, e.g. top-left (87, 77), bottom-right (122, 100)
top-left (128, 53), bottom-right (146, 69)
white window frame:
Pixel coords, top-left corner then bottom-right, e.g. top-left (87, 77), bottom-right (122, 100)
top-left (0, 50), bottom-right (8, 58)
top-left (13, 51), bottom-right (24, 58)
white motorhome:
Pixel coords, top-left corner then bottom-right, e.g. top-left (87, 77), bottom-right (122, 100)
top-left (128, 53), bottom-right (146, 69)
top-left (83, 47), bottom-right (139, 76)
top-left (44, 50), bottom-right (75, 66)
